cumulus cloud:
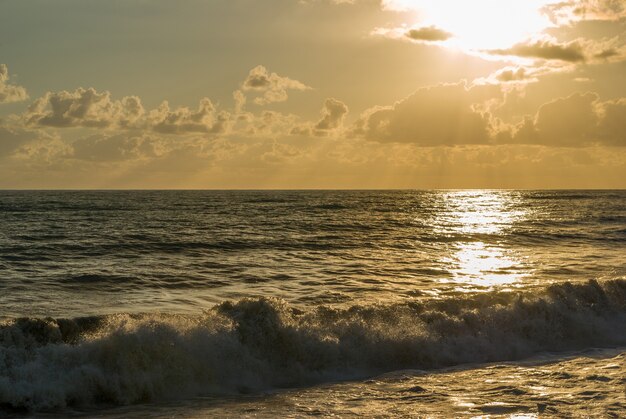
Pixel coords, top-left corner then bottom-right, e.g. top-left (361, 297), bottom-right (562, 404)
top-left (405, 26), bottom-right (452, 42)
top-left (350, 80), bottom-right (626, 148)
top-left (241, 110), bottom-right (300, 136)
top-left (24, 88), bottom-right (144, 128)
top-left (0, 64), bottom-right (28, 104)
top-left (352, 83), bottom-right (500, 145)
top-left (23, 88), bottom-right (230, 135)
top-left (488, 39), bottom-right (586, 62)
top-left (149, 99), bottom-right (230, 134)
top-left (241, 65), bottom-right (310, 105)
top-left (502, 92), bottom-right (626, 147)
top-left (314, 98), bottom-right (349, 131)
top-left (289, 98), bottom-right (349, 137)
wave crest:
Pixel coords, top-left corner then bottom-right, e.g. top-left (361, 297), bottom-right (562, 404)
top-left (1, 279), bottom-right (625, 411)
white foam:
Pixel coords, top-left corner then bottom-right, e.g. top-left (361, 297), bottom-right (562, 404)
top-left (1, 279), bottom-right (624, 411)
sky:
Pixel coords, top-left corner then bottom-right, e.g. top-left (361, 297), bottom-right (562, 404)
top-left (0, 0), bottom-right (625, 189)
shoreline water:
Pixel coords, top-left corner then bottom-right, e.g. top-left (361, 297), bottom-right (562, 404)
top-left (1, 279), bottom-right (625, 414)
top-left (6, 347), bottom-right (624, 418)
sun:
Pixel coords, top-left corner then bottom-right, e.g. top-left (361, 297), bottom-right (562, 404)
top-left (388, 0), bottom-right (556, 51)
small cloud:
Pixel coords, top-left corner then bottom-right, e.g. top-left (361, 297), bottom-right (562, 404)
top-left (405, 26), bottom-right (452, 42)
top-left (488, 39), bottom-right (586, 62)
top-left (314, 98), bottom-right (349, 131)
top-left (242, 65), bottom-right (310, 106)
top-left (0, 64), bottom-right (28, 104)
top-left (495, 67), bottom-right (531, 83)
top-left (594, 48), bottom-right (619, 60)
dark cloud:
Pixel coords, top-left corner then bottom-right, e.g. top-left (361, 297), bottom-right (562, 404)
top-left (488, 40), bottom-right (586, 62)
top-left (405, 26), bottom-right (452, 42)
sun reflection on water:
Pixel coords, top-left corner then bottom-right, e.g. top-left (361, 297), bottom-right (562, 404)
top-left (437, 191), bottom-right (530, 291)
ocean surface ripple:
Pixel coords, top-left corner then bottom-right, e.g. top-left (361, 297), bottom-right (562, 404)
top-left (1, 190), bottom-right (625, 317)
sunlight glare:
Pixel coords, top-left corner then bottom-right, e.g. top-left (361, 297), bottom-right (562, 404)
top-left (388, 0), bottom-right (556, 51)
top-left (436, 191), bottom-right (530, 290)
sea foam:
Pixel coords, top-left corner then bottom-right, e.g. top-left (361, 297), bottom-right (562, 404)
top-left (1, 279), bottom-right (625, 411)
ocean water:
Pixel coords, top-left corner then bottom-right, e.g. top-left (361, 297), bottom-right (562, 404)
top-left (0, 190), bottom-right (624, 417)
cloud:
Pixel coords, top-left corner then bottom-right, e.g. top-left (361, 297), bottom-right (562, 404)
top-left (352, 83), bottom-right (500, 145)
top-left (405, 26), bottom-right (452, 42)
top-left (314, 98), bottom-right (349, 131)
top-left (241, 65), bottom-right (311, 105)
top-left (488, 39), bottom-right (586, 62)
top-left (0, 125), bottom-right (40, 157)
top-left (241, 110), bottom-right (300, 136)
top-left (494, 67), bottom-right (530, 82)
top-left (594, 48), bottom-right (620, 60)
top-left (502, 92), bottom-right (626, 146)
top-left (597, 98), bottom-right (626, 146)
top-left (149, 99), bottom-right (230, 134)
top-left (71, 133), bottom-right (170, 162)
top-left (542, 0), bottom-right (626, 24)
top-left (351, 81), bottom-right (626, 148)
top-left (0, 122), bottom-right (70, 163)
top-left (0, 64), bottom-right (28, 104)
top-left (290, 98), bottom-right (349, 137)
top-left (23, 88), bottom-right (230, 135)
top-left (475, 64), bottom-right (570, 85)
top-left (24, 88), bottom-right (144, 128)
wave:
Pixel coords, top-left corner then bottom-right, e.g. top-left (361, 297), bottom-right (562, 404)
top-left (1, 279), bottom-right (625, 412)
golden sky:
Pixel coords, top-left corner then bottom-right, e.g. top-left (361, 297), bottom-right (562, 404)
top-left (0, 0), bottom-right (625, 188)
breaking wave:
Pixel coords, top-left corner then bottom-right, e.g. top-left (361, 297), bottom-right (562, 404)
top-left (1, 279), bottom-right (625, 411)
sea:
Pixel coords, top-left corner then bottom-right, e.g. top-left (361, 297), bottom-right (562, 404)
top-left (0, 190), bottom-right (624, 417)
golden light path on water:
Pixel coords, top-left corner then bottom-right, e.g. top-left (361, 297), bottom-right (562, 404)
top-left (437, 190), bottom-right (531, 292)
